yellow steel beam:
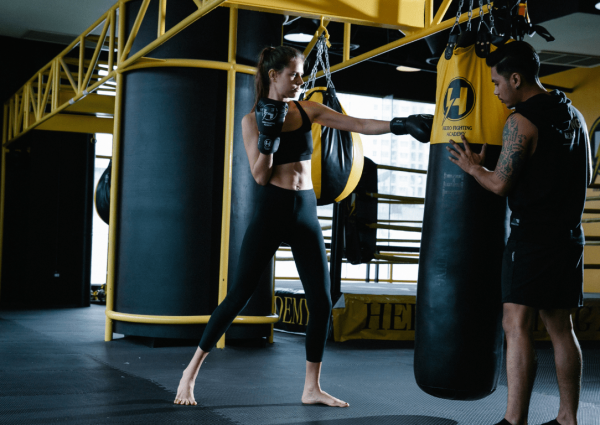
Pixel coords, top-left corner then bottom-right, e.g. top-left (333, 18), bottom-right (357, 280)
top-left (58, 91), bottom-right (115, 115)
top-left (105, 71), bottom-right (123, 342)
top-left (118, 0), bottom-right (229, 71)
top-left (433, 0), bottom-right (454, 26)
top-left (23, 86), bottom-right (30, 131)
top-left (34, 114), bottom-right (114, 134)
top-left (78, 36), bottom-right (84, 91)
top-left (307, 4), bottom-right (490, 81)
top-left (158, 0), bottom-right (167, 37)
top-left (425, 0), bottom-right (435, 28)
top-left (121, 0), bottom-right (151, 63)
top-left (269, 260), bottom-right (276, 344)
top-left (0, 105), bottom-right (7, 302)
top-left (53, 60), bottom-right (60, 111)
top-left (39, 67), bottom-right (54, 119)
top-left (83, 18), bottom-right (111, 92)
top-left (109, 9), bottom-right (117, 71)
top-left (343, 23), bottom-right (351, 62)
top-left (59, 57), bottom-right (78, 93)
top-left (29, 81), bottom-right (38, 121)
top-left (106, 310), bottom-right (279, 325)
top-left (215, 6), bottom-right (239, 350)
top-left (224, 0), bottom-right (425, 30)
top-left (121, 59), bottom-right (256, 75)
top-left (303, 18), bottom-right (330, 58)
top-left (3, 72), bottom-right (116, 146)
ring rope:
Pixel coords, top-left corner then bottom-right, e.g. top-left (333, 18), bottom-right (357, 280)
top-left (367, 223), bottom-right (422, 232)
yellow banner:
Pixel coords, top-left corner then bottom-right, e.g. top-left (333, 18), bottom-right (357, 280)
top-left (332, 294), bottom-right (416, 342)
top-left (333, 293), bottom-right (600, 342)
top-left (274, 291), bottom-right (310, 333)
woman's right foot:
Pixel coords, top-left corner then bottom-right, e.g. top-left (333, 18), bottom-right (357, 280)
top-left (174, 369), bottom-right (197, 406)
top-left (301, 388), bottom-right (349, 407)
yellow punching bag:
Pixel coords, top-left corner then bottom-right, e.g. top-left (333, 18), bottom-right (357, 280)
top-left (414, 43), bottom-right (512, 400)
top-left (303, 86), bottom-right (364, 205)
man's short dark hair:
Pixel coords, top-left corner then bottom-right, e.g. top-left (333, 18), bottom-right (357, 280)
top-left (486, 41), bottom-right (540, 84)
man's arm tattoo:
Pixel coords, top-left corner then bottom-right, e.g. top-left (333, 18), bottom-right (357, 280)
top-left (496, 115), bottom-right (528, 183)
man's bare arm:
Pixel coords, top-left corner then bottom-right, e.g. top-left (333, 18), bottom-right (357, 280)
top-left (447, 113), bottom-right (536, 196)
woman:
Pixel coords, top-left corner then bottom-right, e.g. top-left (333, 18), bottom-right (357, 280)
top-left (174, 45), bottom-right (422, 408)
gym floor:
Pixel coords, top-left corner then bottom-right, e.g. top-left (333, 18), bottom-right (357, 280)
top-left (1, 304), bottom-right (599, 425)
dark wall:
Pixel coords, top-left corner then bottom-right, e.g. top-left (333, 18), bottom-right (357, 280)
top-left (1, 131), bottom-right (94, 308)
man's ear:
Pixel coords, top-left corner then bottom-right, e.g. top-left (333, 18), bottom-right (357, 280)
top-left (511, 73), bottom-right (522, 90)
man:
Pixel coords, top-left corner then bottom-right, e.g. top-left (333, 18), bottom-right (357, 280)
top-left (447, 41), bottom-right (591, 425)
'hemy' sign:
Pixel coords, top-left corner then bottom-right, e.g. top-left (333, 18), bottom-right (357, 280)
top-left (333, 294), bottom-right (416, 342)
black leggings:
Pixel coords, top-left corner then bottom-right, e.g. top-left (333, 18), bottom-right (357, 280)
top-left (199, 184), bottom-right (332, 363)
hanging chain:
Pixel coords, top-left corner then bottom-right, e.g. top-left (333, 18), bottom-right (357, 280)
top-left (466, 0), bottom-right (475, 31)
top-left (487, 0), bottom-right (497, 34)
top-left (478, 0), bottom-right (489, 32)
top-left (305, 34), bottom-right (334, 95)
top-left (322, 36), bottom-right (334, 88)
top-left (450, 0), bottom-right (465, 33)
top-left (307, 37), bottom-right (323, 92)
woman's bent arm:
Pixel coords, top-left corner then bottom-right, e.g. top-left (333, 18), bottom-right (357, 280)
top-left (242, 113), bottom-right (274, 185)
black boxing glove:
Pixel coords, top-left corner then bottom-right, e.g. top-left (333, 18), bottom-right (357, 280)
top-left (390, 114), bottom-right (434, 144)
top-left (257, 134), bottom-right (281, 155)
top-left (255, 98), bottom-right (288, 154)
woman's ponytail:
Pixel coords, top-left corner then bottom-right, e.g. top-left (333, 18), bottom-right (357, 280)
top-left (253, 46), bottom-right (304, 111)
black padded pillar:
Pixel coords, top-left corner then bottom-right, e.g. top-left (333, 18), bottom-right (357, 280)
top-left (114, 2), bottom-right (282, 340)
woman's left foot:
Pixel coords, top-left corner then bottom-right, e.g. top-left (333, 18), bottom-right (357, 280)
top-left (301, 388), bottom-right (349, 407)
top-left (174, 369), bottom-right (197, 406)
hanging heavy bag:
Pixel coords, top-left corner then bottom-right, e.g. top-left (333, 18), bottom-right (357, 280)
top-left (303, 86), bottom-right (364, 205)
top-left (301, 34), bottom-right (364, 205)
top-left (414, 4), bottom-right (512, 400)
top-left (95, 161), bottom-right (112, 225)
top-left (344, 157), bottom-right (378, 265)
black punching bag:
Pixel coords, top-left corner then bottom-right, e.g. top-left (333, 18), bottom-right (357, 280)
top-left (95, 160), bottom-right (111, 225)
top-left (414, 44), bottom-right (510, 400)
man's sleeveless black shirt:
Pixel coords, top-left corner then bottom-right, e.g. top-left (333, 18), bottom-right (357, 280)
top-left (508, 90), bottom-right (590, 243)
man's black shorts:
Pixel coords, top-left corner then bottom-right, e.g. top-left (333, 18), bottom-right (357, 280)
top-left (501, 238), bottom-right (584, 309)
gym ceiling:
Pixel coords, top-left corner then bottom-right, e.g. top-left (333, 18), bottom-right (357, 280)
top-left (1, 0), bottom-right (600, 103)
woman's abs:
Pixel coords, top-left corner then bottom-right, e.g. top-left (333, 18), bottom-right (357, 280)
top-left (269, 160), bottom-right (312, 191)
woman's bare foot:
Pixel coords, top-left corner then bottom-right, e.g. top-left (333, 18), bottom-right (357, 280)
top-left (302, 387), bottom-right (349, 407)
top-left (302, 360), bottom-right (349, 407)
top-left (174, 347), bottom-right (208, 406)
top-left (174, 369), bottom-right (197, 406)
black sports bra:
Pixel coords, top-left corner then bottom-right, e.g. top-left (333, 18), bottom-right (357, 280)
top-left (273, 101), bottom-right (313, 166)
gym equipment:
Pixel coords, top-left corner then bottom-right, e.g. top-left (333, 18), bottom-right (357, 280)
top-left (256, 98), bottom-right (288, 155)
top-left (95, 161), bottom-right (111, 225)
top-left (344, 157), bottom-right (378, 265)
top-left (390, 115), bottom-right (434, 143)
top-left (302, 33), bottom-right (364, 206)
top-left (414, 1), bottom-right (511, 401)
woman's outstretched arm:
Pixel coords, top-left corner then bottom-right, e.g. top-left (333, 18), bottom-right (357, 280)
top-left (300, 101), bottom-right (390, 135)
